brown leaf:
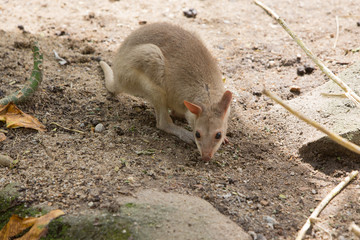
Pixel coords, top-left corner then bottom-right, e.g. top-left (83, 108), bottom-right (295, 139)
top-left (0, 215), bottom-right (37, 240)
top-left (0, 133), bottom-right (6, 142)
top-left (17, 210), bottom-right (65, 240)
top-left (0, 210), bottom-right (65, 240)
top-left (0, 103), bottom-right (46, 132)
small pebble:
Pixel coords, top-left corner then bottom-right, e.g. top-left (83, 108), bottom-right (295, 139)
top-left (133, 106), bottom-right (143, 113)
top-left (14, 41), bottom-right (31, 49)
top-left (249, 231), bottom-right (267, 240)
top-left (88, 201), bottom-right (94, 207)
top-left (55, 30), bottom-right (67, 36)
top-left (280, 58), bottom-right (296, 66)
top-left (95, 123), bottom-right (105, 133)
top-left (88, 12), bottom-right (95, 19)
top-left (290, 86), bottom-right (301, 94)
top-left (296, 54), bottom-right (301, 62)
top-left (183, 8), bottom-right (197, 18)
top-left (90, 56), bottom-right (102, 62)
top-left (81, 45), bottom-right (95, 55)
top-left (256, 234), bottom-right (267, 240)
top-left (357, 21), bottom-right (360, 27)
top-left (115, 126), bottom-right (125, 135)
top-left (264, 216), bottom-right (278, 225)
top-left (264, 216), bottom-right (278, 229)
top-left (304, 64), bottom-right (315, 74)
top-left (297, 66), bottom-right (305, 76)
top-left (252, 91), bottom-right (262, 97)
top-left (222, 193), bottom-right (232, 199)
top-left (311, 189), bottom-right (317, 194)
top-left (267, 60), bottom-right (276, 68)
top-left (260, 200), bottom-right (269, 206)
top-left (138, 21), bottom-right (147, 25)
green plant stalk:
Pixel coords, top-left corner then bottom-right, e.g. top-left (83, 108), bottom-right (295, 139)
top-left (254, 0), bottom-right (360, 108)
top-left (0, 42), bottom-right (43, 106)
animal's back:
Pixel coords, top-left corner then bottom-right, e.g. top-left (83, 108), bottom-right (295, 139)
top-left (116, 23), bottom-right (224, 107)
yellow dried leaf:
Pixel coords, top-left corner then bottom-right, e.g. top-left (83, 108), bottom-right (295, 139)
top-left (0, 210), bottom-right (64, 240)
top-left (17, 210), bottom-right (65, 240)
top-left (0, 103), bottom-right (46, 132)
top-left (0, 215), bottom-right (37, 240)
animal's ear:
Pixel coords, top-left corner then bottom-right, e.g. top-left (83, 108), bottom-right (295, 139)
top-left (184, 100), bottom-right (202, 115)
top-left (218, 90), bottom-right (232, 117)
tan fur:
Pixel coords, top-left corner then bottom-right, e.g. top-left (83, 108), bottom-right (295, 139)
top-left (100, 22), bottom-right (232, 161)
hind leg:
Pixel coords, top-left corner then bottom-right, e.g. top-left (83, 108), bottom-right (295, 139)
top-left (112, 44), bottom-right (194, 144)
top-left (135, 72), bottom-right (194, 144)
top-left (170, 110), bottom-right (186, 119)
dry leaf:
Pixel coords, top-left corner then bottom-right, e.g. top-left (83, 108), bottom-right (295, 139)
top-left (0, 103), bottom-right (46, 132)
top-left (17, 210), bottom-right (65, 240)
top-left (0, 133), bottom-right (6, 142)
top-left (0, 215), bottom-right (37, 240)
top-left (0, 210), bottom-right (65, 240)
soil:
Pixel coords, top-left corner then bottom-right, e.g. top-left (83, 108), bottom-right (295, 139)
top-left (1, 0), bottom-right (360, 239)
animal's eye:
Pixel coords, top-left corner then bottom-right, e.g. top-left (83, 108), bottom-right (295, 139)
top-left (195, 131), bottom-right (201, 138)
top-left (215, 132), bottom-right (222, 139)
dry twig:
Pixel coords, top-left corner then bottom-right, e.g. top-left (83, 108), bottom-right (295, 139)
top-left (50, 122), bottom-right (85, 134)
top-left (263, 89), bottom-right (360, 155)
top-left (349, 222), bottom-right (360, 237)
top-left (320, 93), bottom-right (346, 98)
top-left (254, 0), bottom-right (360, 107)
top-left (295, 170), bottom-right (359, 240)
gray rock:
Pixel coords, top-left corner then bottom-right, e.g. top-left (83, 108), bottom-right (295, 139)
top-left (270, 61), bottom-right (360, 158)
top-left (94, 123), bottom-right (105, 133)
top-left (249, 231), bottom-right (267, 240)
top-left (263, 215), bottom-right (278, 229)
top-left (117, 189), bottom-right (252, 240)
top-left (1, 184), bottom-right (251, 240)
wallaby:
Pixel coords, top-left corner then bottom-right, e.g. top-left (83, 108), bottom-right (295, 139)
top-left (100, 22), bottom-right (232, 161)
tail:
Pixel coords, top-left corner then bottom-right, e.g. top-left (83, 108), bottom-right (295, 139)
top-left (99, 61), bottom-right (115, 93)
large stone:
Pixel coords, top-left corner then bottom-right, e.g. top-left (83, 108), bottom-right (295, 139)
top-left (270, 62), bottom-right (360, 158)
top-left (116, 189), bottom-right (252, 240)
top-left (0, 184), bottom-right (251, 240)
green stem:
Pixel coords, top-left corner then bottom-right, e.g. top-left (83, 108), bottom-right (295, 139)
top-left (0, 42), bottom-right (43, 106)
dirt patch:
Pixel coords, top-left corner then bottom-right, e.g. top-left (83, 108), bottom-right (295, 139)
top-left (1, 0), bottom-right (360, 239)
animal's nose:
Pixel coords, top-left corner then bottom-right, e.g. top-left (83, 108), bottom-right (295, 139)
top-left (201, 153), bottom-right (213, 162)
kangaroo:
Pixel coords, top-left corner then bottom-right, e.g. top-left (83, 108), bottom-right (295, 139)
top-left (100, 22), bottom-right (232, 161)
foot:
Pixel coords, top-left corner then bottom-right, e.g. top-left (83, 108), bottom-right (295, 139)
top-left (158, 122), bottom-right (195, 145)
top-left (223, 137), bottom-right (229, 145)
top-left (175, 127), bottom-right (195, 145)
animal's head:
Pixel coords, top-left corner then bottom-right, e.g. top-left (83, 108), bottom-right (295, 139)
top-left (184, 90), bottom-right (232, 161)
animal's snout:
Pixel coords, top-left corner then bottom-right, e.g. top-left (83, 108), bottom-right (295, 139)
top-left (201, 152), bottom-right (213, 162)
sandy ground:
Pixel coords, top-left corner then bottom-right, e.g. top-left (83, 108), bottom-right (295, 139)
top-left (1, 0), bottom-right (360, 239)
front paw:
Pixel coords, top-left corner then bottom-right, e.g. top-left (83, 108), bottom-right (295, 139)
top-left (181, 131), bottom-right (195, 145)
